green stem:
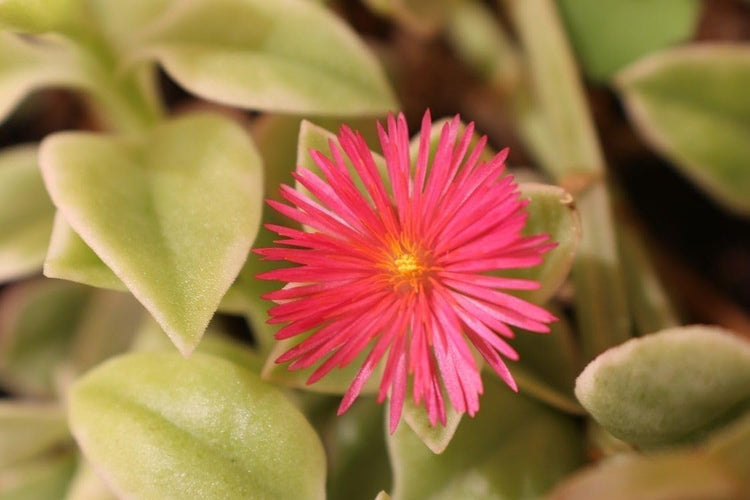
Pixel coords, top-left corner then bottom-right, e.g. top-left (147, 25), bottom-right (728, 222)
top-left (501, 0), bottom-right (631, 361)
top-left (60, 16), bottom-right (163, 134)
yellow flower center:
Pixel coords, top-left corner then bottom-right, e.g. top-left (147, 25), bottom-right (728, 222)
top-left (394, 252), bottom-right (423, 279)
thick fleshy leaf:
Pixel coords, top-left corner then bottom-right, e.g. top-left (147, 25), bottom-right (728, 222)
top-left (0, 279), bottom-right (91, 396)
top-left (68, 352), bottom-right (326, 499)
top-left (0, 452), bottom-right (76, 499)
top-left (0, 32), bottom-right (85, 124)
top-left (506, 183), bottom-right (580, 304)
top-left (40, 113), bottom-right (263, 355)
top-left (546, 451), bottom-right (746, 500)
top-left (401, 395), bottom-right (462, 455)
top-left (558, 0), bottom-right (701, 81)
top-left (388, 377), bottom-right (584, 500)
top-left (510, 310), bottom-right (583, 415)
top-left (130, 0), bottom-right (396, 114)
top-left (0, 145), bottom-right (55, 282)
top-left (576, 325), bottom-right (750, 448)
top-left (44, 214), bottom-right (125, 292)
top-left (0, 403), bottom-right (69, 468)
top-left (616, 45), bottom-right (750, 214)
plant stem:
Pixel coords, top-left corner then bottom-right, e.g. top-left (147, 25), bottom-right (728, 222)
top-left (501, 0), bottom-right (631, 361)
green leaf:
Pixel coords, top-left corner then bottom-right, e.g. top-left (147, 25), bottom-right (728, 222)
top-left (507, 182), bottom-right (580, 304)
top-left (0, 145), bottom-right (55, 282)
top-left (388, 377), bottom-right (584, 499)
top-left (132, 0), bottom-right (396, 115)
top-left (616, 45), bottom-right (750, 214)
top-left (558, 0), bottom-right (702, 81)
top-left (68, 352), bottom-right (326, 500)
top-left (401, 395), bottom-right (462, 455)
top-left (44, 214), bottom-right (125, 292)
top-left (546, 451), bottom-right (746, 500)
top-left (0, 279), bottom-right (91, 396)
top-left (0, 32), bottom-right (85, 124)
top-left (0, 403), bottom-right (69, 468)
top-left (0, 452), bottom-right (76, 500)
top-left (40, 113), bottom-right (264, 355)
top-left (575, 325), bottom-right (750, 448)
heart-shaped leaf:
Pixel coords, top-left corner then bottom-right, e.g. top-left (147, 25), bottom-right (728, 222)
top-left (44, 214), bottom-right (125, 292)
top-left (40, 113), bottom-right (264, 355)
top-left (0, 145), bottom-right (55, 282)
top-left (576, 325), bottom-right (750, 448)
top-left (68, 351), bottom-right (326, 499)
top-left (388, 377), bottom-right (584, 500)
top-left (130, 0), bottom-right (396, 115)
top-left (616, 45), bottom-right (750, 214)
top-left (558, 0), bottom-right (702, 81)
top-left (0, 402), bottom-right (69, 468)
top-left (0, 32), bottom-right (85, 124)
top-left (547, 451), bottom-right (746, 500)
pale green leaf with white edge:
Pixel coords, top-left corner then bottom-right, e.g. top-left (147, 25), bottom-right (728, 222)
top-left (130, 0), bottom-right (396, 115)
top-left (40, 113), bottom-right (263, 356)
top-left (44, 214), bottom-right (125, 292)
top-left (401, 395), bottom-right (462, 455)
top-left (69, 352), bottom-right (326, 500)
top-left (388, 377), bottom-right (584, 500)
top-left (0, 403), bottom-right (69, 468)
top-left (65, 458), bottom-right (118, 500)
top-left (0, 452), bottom-right (76, 500)
top-left (0, 32), bottom-right (86, 124)
top-left (576, 325), bottom-right (750, 448)
top-left (0, 279), bottom-right (91, 396)
top-left (617, 45), bottom-right (750, 214)
top-left (508, 183), bottom-right (580, 304)
top-left (546, 451), bottom-right (746, 500)
top-left (558, 0), bottom-right (701, 81)
top-left (0, 145), bottom-right (55, 282)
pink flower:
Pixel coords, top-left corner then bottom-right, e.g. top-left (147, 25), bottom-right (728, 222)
top-left (256, 111), bottom-right (556, 432)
